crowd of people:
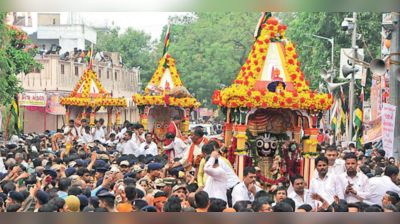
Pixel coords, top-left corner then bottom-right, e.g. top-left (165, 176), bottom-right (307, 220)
top-left (1, 115), bottom-right (400, 212)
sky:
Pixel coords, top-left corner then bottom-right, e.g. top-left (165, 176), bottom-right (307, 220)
top-left (24, 12), bottom-right (191, 41)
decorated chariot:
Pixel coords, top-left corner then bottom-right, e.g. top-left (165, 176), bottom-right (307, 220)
top-left (212, 13), bottom-right (334, 189)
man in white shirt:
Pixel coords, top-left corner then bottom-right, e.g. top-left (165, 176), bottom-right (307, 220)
top-left (288, 174), bottom-right (314, 211)
top-left (106, 133), bottom-right (119, 144)
top-left (338, 153), bottom-right (371, 203)
top-left (63, 120), bottom-right (78, 142)
top-left (92, 120), bottom-right (105, 142)
top-left (139, 133), bottom-right (158, 156)
top-left (82, 126), bottom-right (93, 144)
top-left (204, 151), bottom-right (228, 203)
top-left (74, 119), bottom-right (83, 140)
top-left (119, 121), bottom-right (129, 139)
top-left (312, 146), bottom-right (346, 179)
top-left (231, 167), bottom-right (262, 206)
top-left (117, 130), bottom-right (140, 156)
top-left (309, 156), bottom-right (344, 207)
top-left (163, 132), bottom-right (189, 159)
top-left (364, 165), bottom-right (400, 206)
top-left (99, 118), bottom-right (108, 137)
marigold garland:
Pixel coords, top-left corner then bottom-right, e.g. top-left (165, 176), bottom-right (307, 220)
top-left (212, 17), bottom-right (333, 111)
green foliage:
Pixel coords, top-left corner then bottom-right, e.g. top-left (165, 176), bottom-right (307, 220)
top-left (0, 12), bottom-right (43, 105)
top-left (153, 12), bottom-right (261, 108)
top-left (94, 26), bottom-right (158, 87)
top-left (278, 12), bottom-right (382, 102)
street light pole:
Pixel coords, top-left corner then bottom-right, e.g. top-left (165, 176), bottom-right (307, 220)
top-left (348, 12), bottom-right (357, 141)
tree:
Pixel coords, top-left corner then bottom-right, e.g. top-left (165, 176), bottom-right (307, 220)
top-left (154, 12), bottom-right (261, 108)
top-left (277, 12), bottom-right (382, 101)
top-left (0, 12), bottom-right (43, 105)
top-left (94, 26), bottom-right (158, 86)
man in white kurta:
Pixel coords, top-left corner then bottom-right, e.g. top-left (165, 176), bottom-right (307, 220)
top-left (204, 153), bottom-right (228, 203)
top-left (63, 120), bottom-right (78, 142)
top-left (163, 133), bottom-right (189, 159)
top-left (139, 133), bottom-right (158, 156)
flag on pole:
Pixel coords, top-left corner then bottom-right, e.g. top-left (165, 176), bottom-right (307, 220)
top-left (254, 12), bottom-right (271, 42)
top-left (331, 116), bottom-right (336, 132)
top-left (86, 42), bottom-right (94, 69)
top-left (11, 94), bottom-right (20, 137)
top-left (162, 23), bottom-right (171, 68)
top-left (340, 101), bottom-right (346, 136)
top-left (355, 87), bottom-right (364, 149)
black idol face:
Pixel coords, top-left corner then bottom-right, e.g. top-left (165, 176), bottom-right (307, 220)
top-left (256, 133), bottom-right (278, 157)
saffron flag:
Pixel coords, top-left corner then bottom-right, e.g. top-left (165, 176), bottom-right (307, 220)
top-left (331, 116), bottom-right (336, 133)
top-left (11, 94), bottom-right (20, 136)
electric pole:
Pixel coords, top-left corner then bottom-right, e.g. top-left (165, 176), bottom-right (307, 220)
top-left (349, 12), bottom-right (357, 141)
top-left (388, 12), bottom-right (400, 161)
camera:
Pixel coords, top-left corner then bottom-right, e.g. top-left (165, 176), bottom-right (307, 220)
top-left (341, 20), bottom-right (349, 31)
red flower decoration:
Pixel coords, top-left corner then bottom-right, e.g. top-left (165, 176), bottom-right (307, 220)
top-left (297, 83), bottom-right (302, 87)
top-left (270, 32), bottom-right (275, 38)
top-left (247, 91), bottom-right (252, 96)
top-left (273, 96), bottom-right (279, 102)
top-left (262, 56), bottom-right (266, 60)
top-left (310, 104), bottom-right (316, 109)
top-left (293, 54), bottom-right (298, 59)
top-left (256, 96), bottom-right (261, 102)
top-left (320, 99), bottom-right (326, 104)
top-left (280, 92), bottom-right (285, 97)
top-left (293, 92), bottom-right (298, 97)
top-left (252, 54), bottom-right (257, 58)
top-left (286, 98), bottom-right (293, 103)
top-left (305, 81), bottom-right (309, 86)
top-left (244, 80), bottom-right (249, 85)
top-left (185, 99), bottom-right (188, 102)
top-left (283, 25), bottom-right (288, 30)
top-left (301, 72), bottom-right (305, 77)
top-left (254, 60), bottom-right (258, 65)
top-left (269, 26), bottom-right (274, 30)
top-left (293, 103), bottom-right (298, 108)
top-left (152, 97), bottom-right (155, 100)
top-left (278, 25), bottom-right (282, 30)
top-left (297, 61), bottom-right (301, 66)
top-left (291, 74), bottom-right (297, 80)
top-left (158, 77), bottom-right (161, 80)
top-left (328, 93), bottom-right (332, 99)
top-left (300, 97), bottom-right (305, 103)
top-left (293, 43), bottom-right (296, 47)
top-left (252, 46), bottom-right (255, 50)
top-left (256, 67), bottom-right (261, 72)
top-left (262, 24), bottom-right (266, 28)
top-left (288, 59), bottom-right (294, 64)
top-left (287, 47), bottom-right (293, 51)
top-left (280, 102), bottom-right (285, 107)
top-left (246, 102), bottom-right (252, 108)
top-left (327, 105), bottom-right (331, 110)
top-left (240, 96), bottom-right (245, 101)
top-left (259, 48), bottom-right (264, 53)
top-left (156, 101), bottom-right (160, 104)
top-left (262, 102), bottom-right (268, 108)
top-left (171, 72), bottom-right (174, 75)
top-left (241, 67), bottom-right (246, 71)
top-left (231, 102), bottom-right (237, 107)
top-left (310, 93), bottom-right (315, 98)
top-left (296, 67), bottom-right (301, 72)
top-left (247, 66), bottom-right (251, 70)
top-left (245, 76), bottom-right (249, 80)
top-left (248, 71), bottom-right (253, 77)
top-left (264, 39), bottom-right (270, 44)
top-left (260, 91), bottom-right (266, 96)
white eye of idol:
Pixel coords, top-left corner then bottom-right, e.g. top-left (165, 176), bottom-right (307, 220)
top-left (256, 140), bottom-right (264, 147)
top-left (270, 142), bottom-right (277, 149)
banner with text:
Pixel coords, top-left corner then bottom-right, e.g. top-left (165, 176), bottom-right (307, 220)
top-left (363, 116), bottom-right (382, 144)
top-left (200, 108), bottom-right (213, 117)
top-left (382, 103), bottom-right (396, 158)
top-left (18, 92), bottom-right (47, 107)
top-left (46, 94), bottom-right (66, 115)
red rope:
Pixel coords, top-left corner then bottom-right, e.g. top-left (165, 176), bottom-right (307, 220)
top-left (256, 172), bottom-right (285, 184)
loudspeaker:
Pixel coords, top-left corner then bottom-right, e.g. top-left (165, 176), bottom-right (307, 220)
top-left (327, 81), bottom-right (349, 93)
top-left (370, 55), bottom-right (390, 77)
top-left (320, 69), bottom-right (328, 79)
top-left (342, 64), bottom-right (359, 78)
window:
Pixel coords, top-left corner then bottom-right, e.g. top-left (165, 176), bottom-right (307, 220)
top-left (75, 66), bottom-right (78, 76)
top-left (115, 72), bottom-right (118, 80)
top-left (107, 71), bottom-right (110, 79)
top-left (98, 69), bottom-right (101, 78)
top-left (61, 64), bottom-right (64, 74)
top-left (53, 18), bottom-right (56, 25)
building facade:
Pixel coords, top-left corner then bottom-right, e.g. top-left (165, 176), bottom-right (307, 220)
top-left (17, 55), bottom-right (139, 133)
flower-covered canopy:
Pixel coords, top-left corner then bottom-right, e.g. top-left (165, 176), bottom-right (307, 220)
top-left (133, 56), bottom-right (201, 108)
top-left (60, 69), bottom-right (127, 107)
top-left (212, 16), bottom-right (333, 111)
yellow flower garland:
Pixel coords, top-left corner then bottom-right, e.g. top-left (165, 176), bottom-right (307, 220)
top-left (133, 94), bottom-right (201, 108)
top-left (211, 19), bottom-right (334, 111)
